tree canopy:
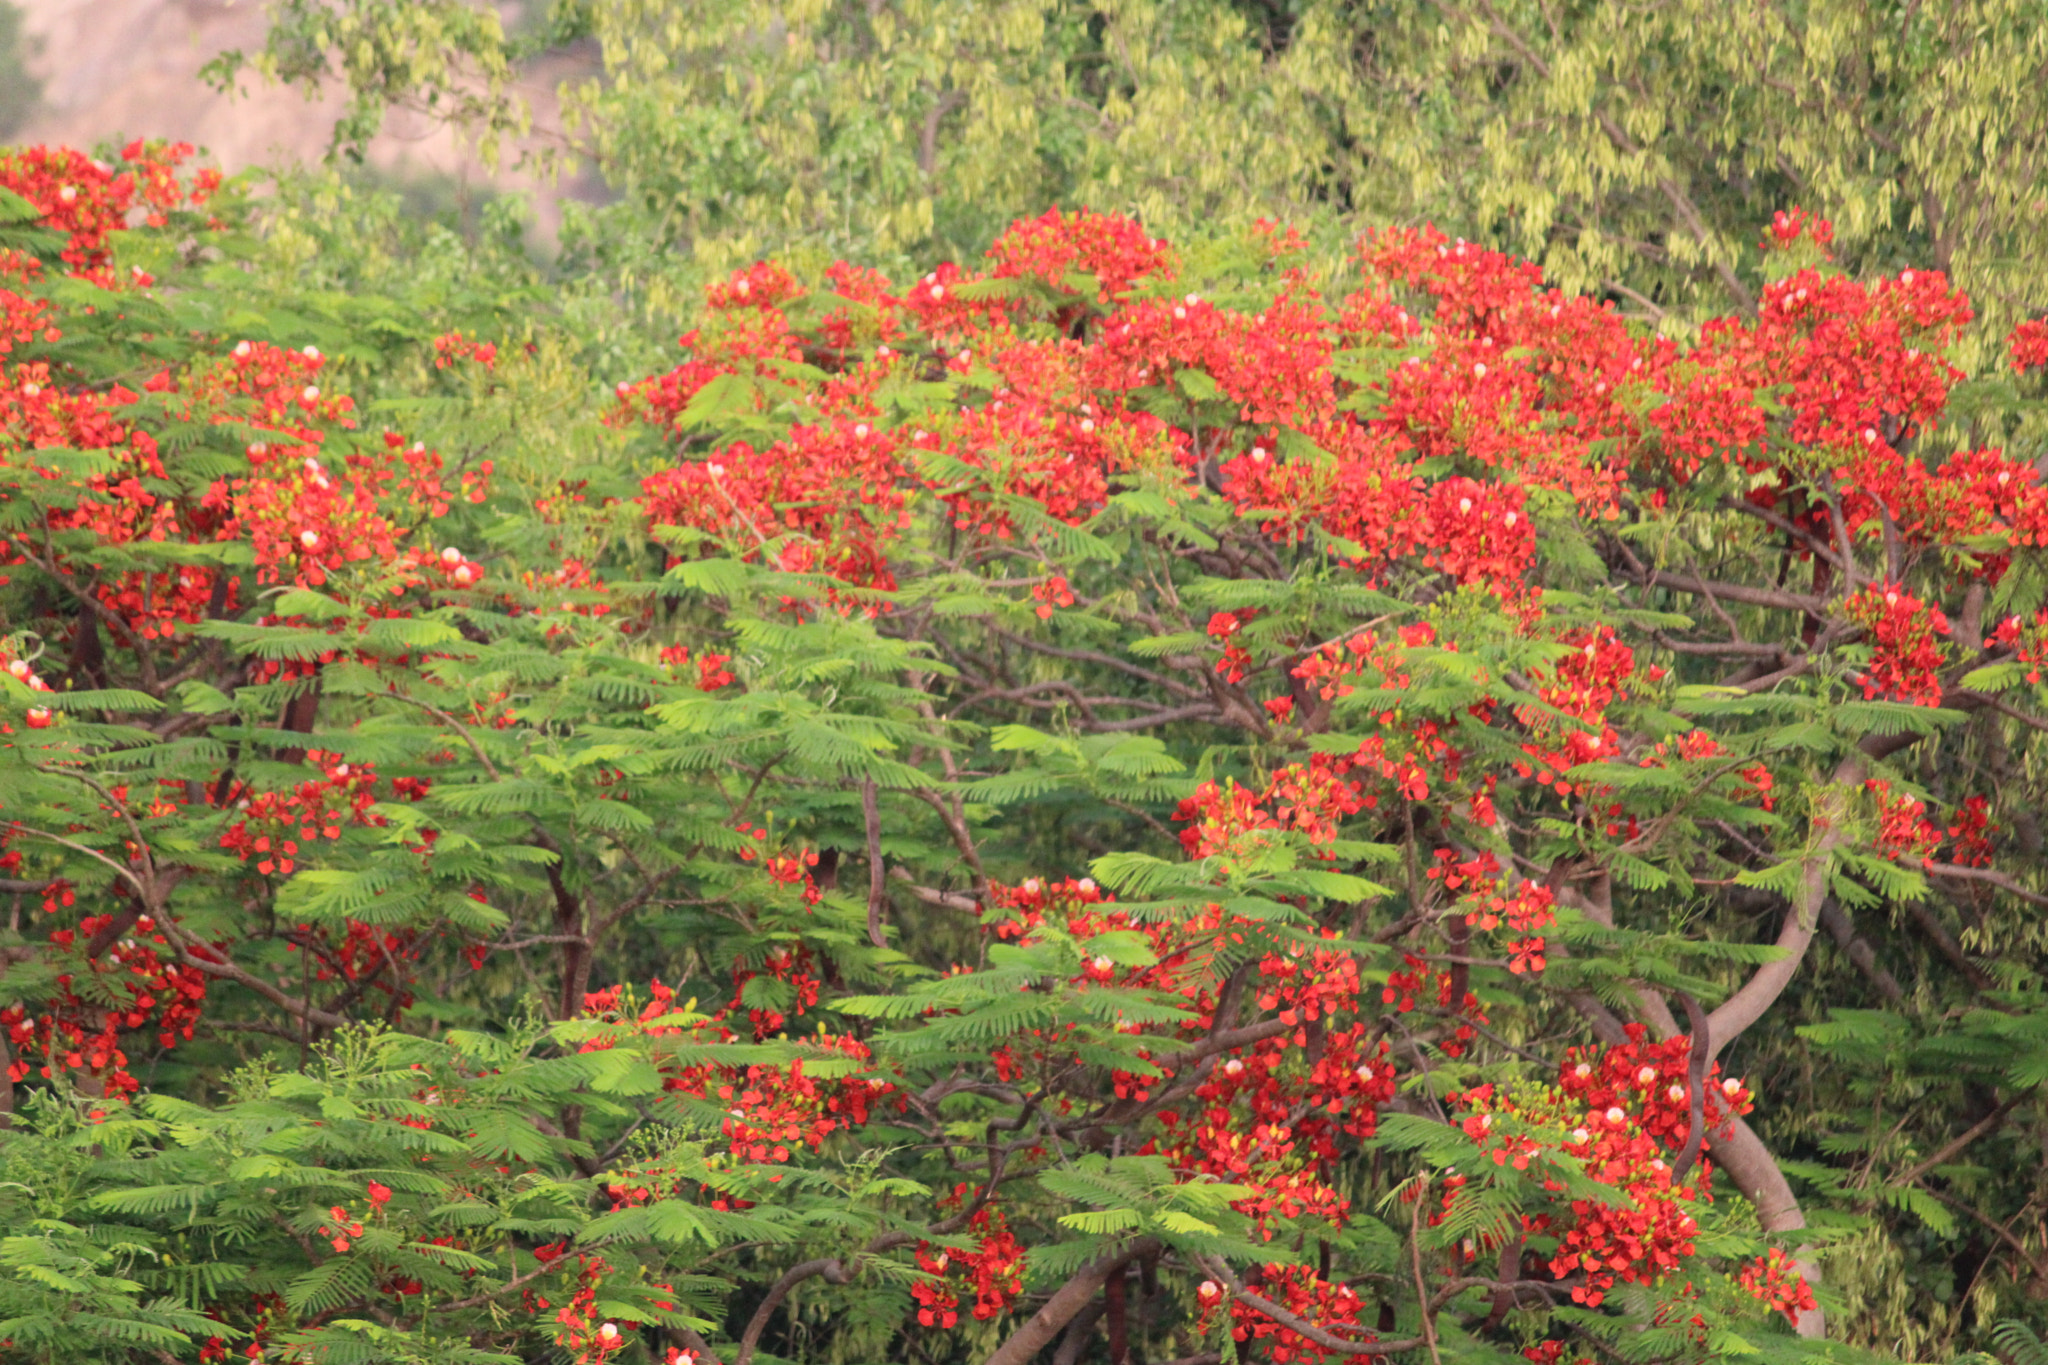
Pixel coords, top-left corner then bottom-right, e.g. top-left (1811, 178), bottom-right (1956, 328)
top-left (0, 4), bottom-right (2046, 1364)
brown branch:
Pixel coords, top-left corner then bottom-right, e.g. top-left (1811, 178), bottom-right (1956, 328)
top-left (1408, 1182), bottom-right (1442, 1365)
top-left (541, 851), bottom-right (589, 1021)
top-left (1706, 1116), bottom-right (1827, 1338)
top-left (1669, 991), bottom-right (1710, 1180)
top-left (1105, 1262), bottom-right (1129, 1365)
top-left (1202, 1256), bottom-right (1424, 1357)
top-left (159, 934), bottom-right (347, 1030)
top-left (1816, 899), bottom-right (1906, 1003)
top-left (1085, 702), bottom-right (1226, 733)
top-left (1053, 1300), bottom-right (1105, 1365)
top-left (733, 1257), bottom-right (853, 1365)
top-left (5, 824), bottom-right (149, 896)
top-left (972, 625), bottom-right (1207, 701)
top-left (887, 867), bottom-right (980, 912)
top-left (1153, 1017), bottom-right (1293, 1074)
top-left (1567, 872), bottom-right (1824, 1337)
top-left (1907, 899), bottom-right (1995, 992)
top-left (916, 89), bottom-right (967, 179)
top-left (432, 1261), bottom-right (557, 1312)
top-left (380, 692), bottom-right (504, 781)
top-left (1705, 755), bottom-right (1863, 1059)
top-left (1889, 1094), bottom-right (2023, 1189)
top-left (984, 1239), bottom-right (1160, 1365)
top-left (1637, 568), bottom-right (1827, 617)
top-left (862, 778), bottom-right (888, 948)
top-left (1922, 860), bottom-right (2048, 906)
top-left (1919, 1186), bottom-right (2048, 1282)
top-left (904, 785), bottom-right (987, 892)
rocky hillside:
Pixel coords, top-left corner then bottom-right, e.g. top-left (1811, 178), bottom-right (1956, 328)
top-left (7, 0), bottom-right (595, 240)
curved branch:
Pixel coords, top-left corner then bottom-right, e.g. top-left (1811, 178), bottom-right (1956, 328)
top-left (977, 624), bottom-right (1207, 701)
top-left (733, 1257), bottom-right (852, 1365)
top-left (1922, 860), bottom-right (2048, 906)
top-left (1569, 871), bottom-right (1825, 1337)
top-left (862, 778), bottom-right (888, 948)
top-left (1669, 992), bottom-right (1710, 1180)
top-left (1637, 568), bottom-right (1827, 618)
top-left (1707, 1117), bottom-right (1827, 1339)
top-left (1705, 756), bottom-right (1862, 1059)
top-left (5, 825), bottom-right (148, 896)
top-left (1052, 1299), bottom-right (1105, 1365)
top-left (984, 1238), bottom-right (1159, 1365)
top-left (1816, 899), bottom-right (1906, 1003)
top-left (160, 932), bottom-right (348, 1030)
top-left (888, 867), bottom-right (981, 912)
top-left (1200, 1256), bottom-right (1424, 1357)
top-left (1085, 702), bottom-right (1226, 733)
top-left (1889, 1093), bottom-right (2022, 1189)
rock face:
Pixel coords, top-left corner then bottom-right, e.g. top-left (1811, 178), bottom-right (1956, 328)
top-left (9, 0), bottom-right (598, 240)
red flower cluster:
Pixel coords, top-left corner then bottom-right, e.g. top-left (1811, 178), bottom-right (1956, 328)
top-left (433, 330), bottom-right (499, 369)
top-left (2009, 317), bottom-right (2048, 372)
top-left (1430, 1027), bottom-right (1757, 1309)
top-left (1844, 584), bottom-right (1950, 705)
top-left (912, 1188), bottom-right (1026, 1327)
top-left (1761, 207), bottom-right (1836, 255)
top-left (0, 140), bottom-right (221, 274)
top-left (580, 979), bottom-right (897, 1173)
top-left (219, 752), bottom-right (386, 876)
top-left (552, 1255), bottom-right (631, 1364)
top-left (322, 1204), bottom-right (367, 1254)
top-left (1866, 778), bottom-right (1943, 864)
top-left (1738, 1247), bottom-right (1819, 1323)
top-left (1228, 1265), bottom-right (1370, 1364)
top-left (728, 943), bottom-right (821, 1038)
top-left (1, 910), bottom-right (208, 1097)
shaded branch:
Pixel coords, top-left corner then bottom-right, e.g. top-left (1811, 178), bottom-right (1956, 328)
top-left (985, 1239), bottom-right (1161, 1365)
top-left (733, 1258), bottom-right (853, 1365)
top-left (1201, 1256), bottom-right (1425, 1357)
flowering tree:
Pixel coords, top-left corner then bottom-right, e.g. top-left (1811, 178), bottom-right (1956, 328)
top-left (0, 143), bottom-right (2044, 1365)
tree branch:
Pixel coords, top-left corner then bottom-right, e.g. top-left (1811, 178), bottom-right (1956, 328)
top-left (1705, 756), bottom-right (1863, 1059)
top-left (1889, 1093), bottom-right (2022, 1190)
top-left (733, 1257), bottom-right (853, 1365)
top-left (863, 777), bottom-right (888, 948)
top-left (984, 1239), bottom-right (1160, 1365)
top-left (1200, 1256), bottom-right (1424, 1357)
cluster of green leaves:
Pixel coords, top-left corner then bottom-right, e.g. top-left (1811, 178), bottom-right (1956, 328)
top-left (211, 0), bottom-right (2048, 360)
